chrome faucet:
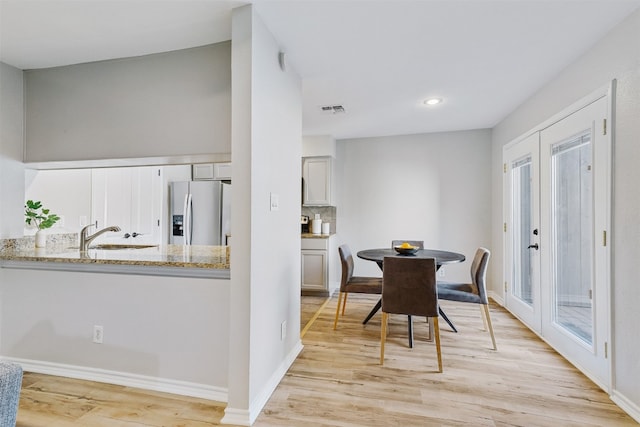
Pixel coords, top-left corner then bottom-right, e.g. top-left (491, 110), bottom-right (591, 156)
top-left (80, 224), bottom-right (121, 252)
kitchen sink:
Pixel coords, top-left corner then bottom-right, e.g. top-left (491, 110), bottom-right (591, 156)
top-left (90, 244), bottom-right (158, 250)
top-left (68, 244), bottom-right (159, 251)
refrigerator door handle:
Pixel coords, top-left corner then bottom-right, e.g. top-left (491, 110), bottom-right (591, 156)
top-left (182, 193), bottom-right (190, 245)
top-left (186, 193), bottom-right (193, 245)
top-left (187, 193), bottom-right (193, 245)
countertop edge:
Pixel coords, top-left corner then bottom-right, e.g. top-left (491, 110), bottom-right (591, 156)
top-left (0, 259), bottom-right (230, 279)
top-left (301, 233), bottom-right (335, 239)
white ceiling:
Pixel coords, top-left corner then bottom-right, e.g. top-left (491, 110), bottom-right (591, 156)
top-left (2, 0), bottom-right (639, 140)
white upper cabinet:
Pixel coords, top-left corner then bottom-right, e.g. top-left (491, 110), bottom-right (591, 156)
top-left (91, 166), bottom-right (163, 244)
top-left (303, 156), bottom-right (334, 206)
top-left (192, 162), bottom-right (232, 181)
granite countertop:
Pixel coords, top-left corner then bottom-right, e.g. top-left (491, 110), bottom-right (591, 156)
top-left (0, 244), bottom-right (229, 269)
top-left (301, 233), bottom-right (334, 239)
top-left (0, 234), bottom-right (229, 278)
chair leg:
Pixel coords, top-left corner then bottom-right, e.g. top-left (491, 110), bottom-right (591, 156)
top-left (433, 317), bottom-right (443, 373)
top-left (333, 292), bottom-right (344, 330)
top-left (480, 305), bottom-right (488, 331)
top-left (407, 315), bottom-right (413, 348)
top-left (380, 312), bottom-right (388, 365)
top-left (482, 304), bottom-right (497, 350)
top-left (341, 292), bottom-right (349, 316)
top-left (438, 307), bottom-right (458, 332)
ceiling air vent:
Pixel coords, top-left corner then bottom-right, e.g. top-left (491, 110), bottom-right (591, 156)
top-left (320, 105), bottom-right (345, 114)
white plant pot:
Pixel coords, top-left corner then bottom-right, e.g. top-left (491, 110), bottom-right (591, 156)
top-left (35, 230), bottom-right (46, 248)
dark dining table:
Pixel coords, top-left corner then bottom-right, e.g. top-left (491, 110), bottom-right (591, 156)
top-left (357, 248), bottom-right (466, 346)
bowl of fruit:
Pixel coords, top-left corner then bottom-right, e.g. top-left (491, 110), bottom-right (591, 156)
top-left (393, 242), bottom-right (419, 255)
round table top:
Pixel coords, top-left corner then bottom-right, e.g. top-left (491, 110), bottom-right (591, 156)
top-left (357, 248), bottom-right (466, 265)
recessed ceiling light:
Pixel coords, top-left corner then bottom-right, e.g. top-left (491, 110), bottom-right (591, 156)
top-left (423, 97), bottom-right (443, 106)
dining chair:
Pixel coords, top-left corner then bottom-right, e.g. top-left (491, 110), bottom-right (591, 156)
top-left (437, 247), bottom-right (497, 350)
top-left (390, 240), bottom-right (424, 347)
top-left (334, 244), bottom-right (383, 330)
top-left (380, 256), bottom-right (442, 372)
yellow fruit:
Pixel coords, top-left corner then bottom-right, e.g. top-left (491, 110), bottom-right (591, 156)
top-left (400, 242), bottom-right (411, 248)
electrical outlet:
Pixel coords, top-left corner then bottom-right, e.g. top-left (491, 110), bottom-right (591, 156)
top-left (438, 267), bottom-right (445, 277)
top-left (93, 325), bottom-right (104, 344)
top-left (280, 320), bottom-right (287, 340)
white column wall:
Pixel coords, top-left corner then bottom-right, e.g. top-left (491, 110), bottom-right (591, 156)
top-left (226, 5), bottom-right (302, 425)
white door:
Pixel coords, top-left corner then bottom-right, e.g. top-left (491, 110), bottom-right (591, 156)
top-left (539, 96), bottom-right (610, 387)
top-left (91, 167), bottom-right (163, 245)
top-left (504, 133), bottom-right (541, 331)
top-left (129, 167), bottom-right (162, 244)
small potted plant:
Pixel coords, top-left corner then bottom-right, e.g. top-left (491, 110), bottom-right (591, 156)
top-left (25, 200), bottom-right (60, 248)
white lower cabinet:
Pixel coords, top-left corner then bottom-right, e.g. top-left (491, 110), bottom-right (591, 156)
top-left (301, 236), bottom-right (336, 296)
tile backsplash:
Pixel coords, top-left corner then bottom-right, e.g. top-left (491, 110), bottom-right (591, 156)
top-left (301, 206), bottom-right (337, 234)
top-left (0, 233), bottom-right (78, 251)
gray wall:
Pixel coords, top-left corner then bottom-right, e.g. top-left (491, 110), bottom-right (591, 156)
top-left (0, 62), bottom-right (26, 238)
top-left (337, 129), bottom-right (492, 282)
top-left (0, 269), bottom-right (230, 392)
top-left (491, 8), bottom-right (640, 415)
top-left (24, 42), bottom-right (231, 162)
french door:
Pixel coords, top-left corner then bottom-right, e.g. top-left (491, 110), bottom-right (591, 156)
top-left (504, 133), bottom-right (541, 331)
top-left (504, 91), bottom-right (611, 389)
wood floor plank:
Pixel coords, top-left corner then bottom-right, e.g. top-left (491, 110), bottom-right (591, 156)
top-left (255, 295), bottom-right (637, 426)
top-left (15, 294), bottom-right (637, 426)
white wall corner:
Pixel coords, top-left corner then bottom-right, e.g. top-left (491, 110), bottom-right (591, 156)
top-left (222, 340), bottom-right (303, 425)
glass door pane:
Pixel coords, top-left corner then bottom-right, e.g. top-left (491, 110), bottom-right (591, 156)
top-left (511, 157), bottom-right (533, 305)
top-left (551, 132), bottom-right (593, 344)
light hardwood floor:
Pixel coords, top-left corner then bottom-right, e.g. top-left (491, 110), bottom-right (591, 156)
top-left (301, 295), bottom-right (330, 337)
top-left (16, 295), bottom-right (638, 426)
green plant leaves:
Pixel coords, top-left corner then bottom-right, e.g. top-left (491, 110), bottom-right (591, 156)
top-left (24, 199), bottom-right (60, 230)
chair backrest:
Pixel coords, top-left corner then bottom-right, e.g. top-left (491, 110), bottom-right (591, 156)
top-left (338, 244), bottom-right (355, 291)
top-left (382, 256), bottom-right (437, 317)
top-left (391, 240), bottom-right (424, 249)
top-left (471, 247), bottom-right (491, 304)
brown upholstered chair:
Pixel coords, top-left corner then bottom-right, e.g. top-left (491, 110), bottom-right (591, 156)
top-left (437, 247), bottom-right (497, 350)
top-left (334, 244), bottom-right (383, 330)
top-left (380, 256), bottom-right (442, 372)
top-left (390, 240), bottom-right (424, 347)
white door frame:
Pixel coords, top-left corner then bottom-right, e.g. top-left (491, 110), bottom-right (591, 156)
top-left (502, 81), bottom-right (614, 392)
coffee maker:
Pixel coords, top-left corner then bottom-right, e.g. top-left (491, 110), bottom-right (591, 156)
top-left (300, 215), bottom-right (309, 233)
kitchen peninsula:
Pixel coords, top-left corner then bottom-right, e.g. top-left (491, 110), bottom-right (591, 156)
top-left (0, 235), bottom-right (229, 279)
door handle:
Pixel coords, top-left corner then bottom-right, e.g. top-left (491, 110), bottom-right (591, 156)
top-left (527, 243), bottom-right (539, 250)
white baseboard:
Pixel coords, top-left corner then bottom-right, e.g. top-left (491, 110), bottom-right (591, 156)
top-left (488, 290), bottom-right (504, 306)
top-left (3, 356), bottom-right (227, 402)
top-left (611, 390), bottom-right (640, 424)
top-left (222, 339), bottom-right (304, 426)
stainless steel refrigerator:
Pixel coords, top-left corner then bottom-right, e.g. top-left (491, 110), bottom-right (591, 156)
top-left (169, 181), bottom-right (231, 245)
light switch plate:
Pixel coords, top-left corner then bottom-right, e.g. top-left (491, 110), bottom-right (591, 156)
top-left (270, 193), bottom-right (279, 211)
